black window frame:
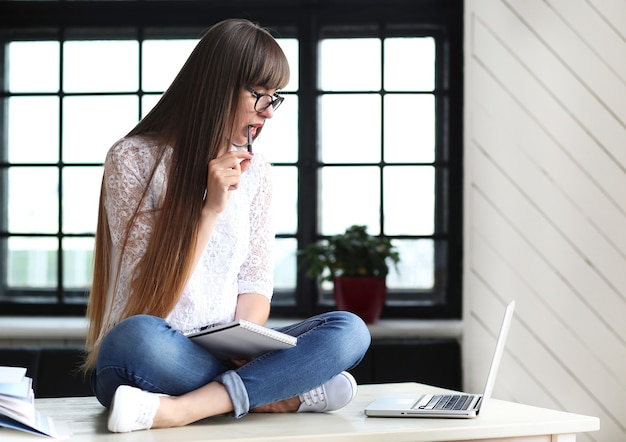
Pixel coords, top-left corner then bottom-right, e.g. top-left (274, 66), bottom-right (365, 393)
top-left (0, 0), bottom-right (463, 319)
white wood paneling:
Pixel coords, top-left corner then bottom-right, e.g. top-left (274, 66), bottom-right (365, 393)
top-left (464, 1), bottom-right (626, 441)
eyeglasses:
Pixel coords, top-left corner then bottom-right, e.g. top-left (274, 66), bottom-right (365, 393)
top-left (246, 87), bottom-right (284, 112)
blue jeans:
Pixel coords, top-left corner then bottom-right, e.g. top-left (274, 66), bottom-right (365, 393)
top-left (91, 311), bottom-right (370, 418)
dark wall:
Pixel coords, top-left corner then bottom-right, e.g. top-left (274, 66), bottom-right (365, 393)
top-left (0, 339), bottom-right (460, 398)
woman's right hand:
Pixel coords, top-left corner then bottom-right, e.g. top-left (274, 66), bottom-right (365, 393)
top-left (203, 150), bottom-right (253, 214)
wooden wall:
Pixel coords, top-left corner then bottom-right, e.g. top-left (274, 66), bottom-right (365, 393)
top-left (463, 1), bottom-right (626, 441)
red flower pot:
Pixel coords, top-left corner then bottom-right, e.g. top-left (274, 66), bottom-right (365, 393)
top-left (333, 276), bottom-right (386, 324)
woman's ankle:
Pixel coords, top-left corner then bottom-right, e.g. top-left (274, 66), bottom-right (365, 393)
top-left (151, 396), bottom-right (187, 429)
top-left (251, 396), bottom-right (301, 413)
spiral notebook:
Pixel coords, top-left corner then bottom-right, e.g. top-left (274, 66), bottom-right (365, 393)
top-left (186, 320), bottom-right (297, 361)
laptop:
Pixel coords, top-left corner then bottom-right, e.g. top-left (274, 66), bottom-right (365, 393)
top-left (365, 300), bottom-right (515, 418)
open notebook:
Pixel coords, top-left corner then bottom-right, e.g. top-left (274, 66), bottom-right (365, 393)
top-left (365, 300), bottom-right (515, 418)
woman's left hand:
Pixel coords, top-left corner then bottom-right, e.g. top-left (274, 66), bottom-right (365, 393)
top-left (228, 357), bottom-right (254, 368)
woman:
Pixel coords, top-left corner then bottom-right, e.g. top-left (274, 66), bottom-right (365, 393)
top-left (83, 18), bottom-right (371, 433)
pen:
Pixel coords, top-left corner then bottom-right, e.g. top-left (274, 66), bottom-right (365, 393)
top-left (247, 125), bottom-right (253, 153)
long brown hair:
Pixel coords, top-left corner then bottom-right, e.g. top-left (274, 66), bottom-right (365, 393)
top-left (84, 19), bottom-right (290, 370)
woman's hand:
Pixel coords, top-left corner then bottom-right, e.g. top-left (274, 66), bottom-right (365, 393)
top-left (228, 357), bottom-right (254, 369)
top-left (204, 150), bottom-right (253, 214)
top-left (191, 150), bottom-right (252, 269)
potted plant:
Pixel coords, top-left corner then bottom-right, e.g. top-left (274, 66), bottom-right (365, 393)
top-left (300, 225), bottom-right (400, 323)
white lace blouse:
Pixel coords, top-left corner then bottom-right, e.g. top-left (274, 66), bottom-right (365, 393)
top-left (99, 136), bottom-right (275, 343)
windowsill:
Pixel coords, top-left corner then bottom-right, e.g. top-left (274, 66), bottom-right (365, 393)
top-left (0, 317), bottom-right (89, 340)
top-left (0, 317), bottom-right (463, 343)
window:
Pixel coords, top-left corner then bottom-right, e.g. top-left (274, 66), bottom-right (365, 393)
top-left (0, 1), bottom-right (463, 318)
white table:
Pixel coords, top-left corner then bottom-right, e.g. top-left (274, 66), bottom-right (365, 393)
top-left (2, 383), bottom-right (599, 441)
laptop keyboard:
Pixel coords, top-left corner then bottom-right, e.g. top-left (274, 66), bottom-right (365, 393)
top-left (417, 394), bottom-right (474, 411)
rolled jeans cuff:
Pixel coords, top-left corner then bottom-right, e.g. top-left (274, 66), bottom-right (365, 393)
top-left (215, 370), bottom-right (250, 418)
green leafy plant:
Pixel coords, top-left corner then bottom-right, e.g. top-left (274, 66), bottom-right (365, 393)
top-left (300, 225), bottom-right (400, 282)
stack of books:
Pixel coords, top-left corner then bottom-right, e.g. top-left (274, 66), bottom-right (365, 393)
top-left (0, 366), bottom-right (70, 439)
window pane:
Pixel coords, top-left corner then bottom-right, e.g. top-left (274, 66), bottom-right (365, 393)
top-left (386, 239), bottom-right (434, 290)
top-left (384, 94), bottom-right (434, 163)
top-left (7, 237), bottom-right (58, 288)
top-left (63, 40), bottom-right (139, 92)
top-left (384, 37), bottom-right (435, 91)
top-left (255, 95), bottom-right (298, 164)
top-left (319, 38), bottom-right (381, 91)
top-left (277, 38), bottom-right (299, 92)
top-left (63, 237), bottom-right (94, 289)
top-left (319, 94), bottom-right (381, 163)
top-left (62, 166), bottom-right (102, 234)
top-left (274, 238), bottom-right (297, 291)
top-left (8, 96), bottom-right (59, 163)
top-left (272, 166), bottom-right (298, 235)
top-left (142, 39), bottom-right (197, 91)
top-left (383, 166), bottom-right (434, 235)
top-left (320, 166), bottom-right (380, 235)
top-left (8, 167), bottom-right (58, 233)
top-left (63, 95), bottom-right (138, 163)
top-left (142, 94), bottom-right (161, 118)
top-left (8, 41), bottom-right (60, 92)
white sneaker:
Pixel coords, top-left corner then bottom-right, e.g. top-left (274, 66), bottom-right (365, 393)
top-left (107, 385), bottom-right (161, 433)
top-left (297, 371), bottom-right (358, 413)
